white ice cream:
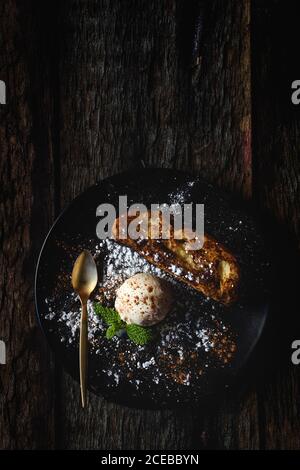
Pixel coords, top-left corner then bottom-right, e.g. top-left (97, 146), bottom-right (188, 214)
top-left (115, 273), bottom-right (172, 326)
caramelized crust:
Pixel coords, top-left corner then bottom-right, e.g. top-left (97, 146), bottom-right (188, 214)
top-left (111, 211), bottom-right (239, 305)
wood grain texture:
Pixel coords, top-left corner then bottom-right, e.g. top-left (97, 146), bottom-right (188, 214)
top-left (189, 0), bottom-right (252, 198)
top-left (57, 0), bottom-right (198, 450)
top-left (56, 0), bottom-right (253, 450)
top-left (0, 0), bottom-right (55, 449)
top-left (252, 0), bottom-right (300, 449)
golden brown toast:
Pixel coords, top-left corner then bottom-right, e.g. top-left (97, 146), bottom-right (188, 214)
top-left (111, 211), bottom-right (239, 305)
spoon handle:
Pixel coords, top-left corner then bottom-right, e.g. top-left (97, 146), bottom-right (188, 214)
top-left (79, 301), bottom-right (88, 408)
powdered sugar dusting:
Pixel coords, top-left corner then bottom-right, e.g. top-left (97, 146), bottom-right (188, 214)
top-left (44, 234), bottom-right (236, 402)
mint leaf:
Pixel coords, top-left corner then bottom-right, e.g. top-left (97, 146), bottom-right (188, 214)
top-left (126, 324), bottom-right (152, 345)
top-left (106, 323), bottom-right (122, 339)
top-left (94, 303), bottom-right (121, 325)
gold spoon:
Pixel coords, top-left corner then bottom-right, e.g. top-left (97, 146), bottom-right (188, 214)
top-left (71, 250), bottom-right (98, 408)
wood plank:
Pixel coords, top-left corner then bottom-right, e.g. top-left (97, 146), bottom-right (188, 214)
top-left (189, 0), bottom-right (252, 198)
top-left (0, 0), bottom-right (55, 449)
top-left (57, 0), bottom-right (195, 450)
top-left (182, 0), bottom-right (260, 450)
top-left (252, 0), bottom-right (300, 449)
top-left (56, 0), bottom-right (256, 449)
top-left (192, 387), bottom-right (260, 449)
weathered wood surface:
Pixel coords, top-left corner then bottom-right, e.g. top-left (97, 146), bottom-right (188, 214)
top-left (0, 0), bottom-right (55, 449)
top-left (251, 0), bottom-right (300, 449)
top-left (0, 0), bottom-right (299, 449)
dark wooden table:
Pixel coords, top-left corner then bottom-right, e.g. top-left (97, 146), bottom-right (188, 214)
top-left (1, 0), bottom-right (300, 449)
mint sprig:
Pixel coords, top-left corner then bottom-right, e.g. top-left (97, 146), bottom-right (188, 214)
top-left (94, 302), bottom-right (153, 345)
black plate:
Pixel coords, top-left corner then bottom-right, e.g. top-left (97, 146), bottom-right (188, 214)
top-left (35, 169), bottom-right (270, 408)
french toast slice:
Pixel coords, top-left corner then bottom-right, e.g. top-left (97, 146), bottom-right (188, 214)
top-left (111, 211), bottom-right (239, 305)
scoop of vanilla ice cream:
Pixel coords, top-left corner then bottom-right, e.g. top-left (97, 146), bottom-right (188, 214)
top-left (115, 273), bottom-right (172, 326)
